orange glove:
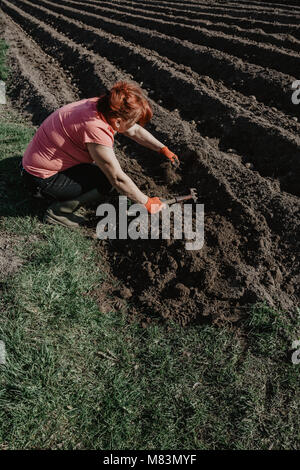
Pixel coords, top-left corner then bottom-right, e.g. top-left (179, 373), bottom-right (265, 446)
top-left (144, 197), bottom-right (165, 214)
top-left (159, 146), bottom-right (180, 167)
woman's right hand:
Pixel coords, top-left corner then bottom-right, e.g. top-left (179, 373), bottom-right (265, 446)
top-left (144, 197), bottom-right (166, 214)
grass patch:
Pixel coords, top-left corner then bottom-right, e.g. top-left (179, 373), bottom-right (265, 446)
top-left (0, 50), bottom-right (299, 449)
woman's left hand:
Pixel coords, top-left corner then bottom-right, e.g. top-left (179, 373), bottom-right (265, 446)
top-left (159, 146), bottom-right (180, 167)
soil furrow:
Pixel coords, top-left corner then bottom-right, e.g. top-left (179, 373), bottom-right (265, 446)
top-left (1, 14), bottom-right (77, 123)
top-left (1, 3), bottom-right (299, 323)
top-left (134, 0), bottom-right (299, 10)
top-left (119, 0), bottom-right (300, 9)
top-left (82, 0), bottom-right (300, 26)
top-left (216, 0), bottom-right (300, 11)
top-left (70, 0), bottom-right (300, 18)
top-left (117, 0), bottom-right (300, 24)
top-left (40, 0), bottom-right (300, 133)
top-left (203, 0), bottom-right (300, 14)
top-left (69, 0), bottom-right (300, 39)
top-left (3, 0), bottom-right (300, 198)
top-left (61, 0), bottom-right (300, 54)
top-left (32, 0), bottom-right (300, 78)
top-left (14, 0), bottom-right (299, 119)
top-left (110, 0), bottom-right (298, 13)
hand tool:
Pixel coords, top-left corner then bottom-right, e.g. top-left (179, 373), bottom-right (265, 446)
top-left (126, 188), bottom-right (198, 216)
top-left (162, 187), bottom-right (198, 205)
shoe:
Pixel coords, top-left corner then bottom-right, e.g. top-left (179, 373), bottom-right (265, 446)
top-left (43, 189), bottom-right (103, 228)
top-left (44, 205), bottom-right (87, 228)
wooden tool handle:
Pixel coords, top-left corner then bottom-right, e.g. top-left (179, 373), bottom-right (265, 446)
top-left (163, 195), bottom-right (194, 205)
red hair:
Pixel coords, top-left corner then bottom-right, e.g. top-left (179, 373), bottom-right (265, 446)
top-left (97, 81), bottom-right (153, 127)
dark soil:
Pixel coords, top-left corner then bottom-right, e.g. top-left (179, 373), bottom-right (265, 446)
top-left (1, 0), bottom-right (299, 325)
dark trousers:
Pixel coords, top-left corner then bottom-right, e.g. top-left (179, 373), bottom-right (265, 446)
top-left (21, 163), bottom-right (112, 201)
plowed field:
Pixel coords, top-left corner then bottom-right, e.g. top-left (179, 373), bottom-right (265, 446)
top-left (1, 0), bottom-right (299, 325)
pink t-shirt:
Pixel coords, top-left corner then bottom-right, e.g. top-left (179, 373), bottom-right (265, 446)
top-left (22, 97), bottom-right (115, 178)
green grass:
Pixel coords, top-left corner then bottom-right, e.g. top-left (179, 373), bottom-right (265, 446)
top-left (0, 40), bottom-right (299, 450)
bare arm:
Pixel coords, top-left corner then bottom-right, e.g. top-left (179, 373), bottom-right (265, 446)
top-left (123, 124), bottom-right (180, 167)
top-left (86, 143), bottom-right (148, 204)
top-left (123, 124), bottom-right (164, 152)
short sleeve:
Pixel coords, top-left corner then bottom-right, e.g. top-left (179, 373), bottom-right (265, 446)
top-left (82, 123), bottom-right (114, 148)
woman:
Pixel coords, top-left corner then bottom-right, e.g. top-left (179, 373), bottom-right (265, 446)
top-left (21, 81), bottom-right (180, 228)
